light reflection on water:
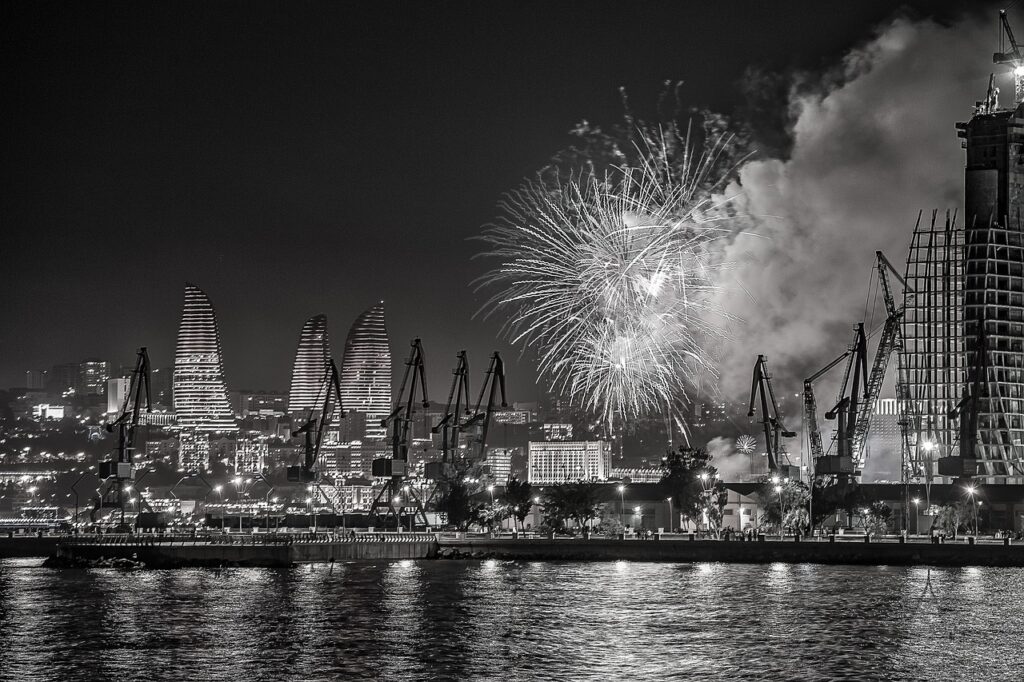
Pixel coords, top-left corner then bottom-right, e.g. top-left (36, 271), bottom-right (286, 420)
top-left (0, 558), bottom-right (1022, 681)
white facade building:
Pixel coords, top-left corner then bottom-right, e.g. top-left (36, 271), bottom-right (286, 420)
top-left (527, 440), bottom-right (612, 484)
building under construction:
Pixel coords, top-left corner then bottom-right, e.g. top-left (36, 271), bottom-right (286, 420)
top-left (905, 11), bottom-right (1024, 483)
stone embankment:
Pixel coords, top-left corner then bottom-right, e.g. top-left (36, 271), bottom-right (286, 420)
top-left (436, 536), bottom-right (1024, 567)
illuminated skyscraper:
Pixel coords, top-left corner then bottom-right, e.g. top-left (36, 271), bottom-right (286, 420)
top-left (340, 302), bottom-right (392, 441)
top-left (288, 314), bottom-right (331, 415)
top-left (172, 284), bottom-right (236, 432)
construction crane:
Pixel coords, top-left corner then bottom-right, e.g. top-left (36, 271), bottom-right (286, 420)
top-left (372, 338), bottom-right (430, 527)
top-left (994, 9), bottom-right (1024, 105)
top-left (287, 359), bottom-right (343, 484)
top-left (462, 352), bottom-right (508, 463)
top-left (822, 324), bottom-right (869, 478)
top-left (95, 347), bottom-right (152, 527)
top-left (747, 355), bottom-right (796, 474)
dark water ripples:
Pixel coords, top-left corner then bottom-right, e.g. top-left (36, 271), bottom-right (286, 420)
top-left (1, 558), bottom-right (1021, 681)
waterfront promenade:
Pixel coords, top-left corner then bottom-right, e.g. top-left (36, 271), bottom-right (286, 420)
top-left (3, 530), bottom-right (1023, 567)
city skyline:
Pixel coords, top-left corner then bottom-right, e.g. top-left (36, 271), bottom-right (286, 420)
top-left (2, 0), bottom-right (978, 403)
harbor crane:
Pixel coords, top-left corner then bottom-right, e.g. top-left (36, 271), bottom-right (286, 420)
top-left (462, 352), bottom-right (508, 463)
top-left (802, 347), bottom-right (851, 467)
top-left (372, 338), bottom-right (430, 527)
top-left (428, 350), bottom-right (473, 478)
top-left (747, 355), bottom-right (796, 474)
top-left (95, 347), bottom-right (152, 526)
top-left (942, 324), bottom-right (987, 478)
top-left (994, 9), bottom-right (1024, 105)
top-left (821, 324), bottom-right (869, 479)
top-left (287, 358), bottom-right (343, 484)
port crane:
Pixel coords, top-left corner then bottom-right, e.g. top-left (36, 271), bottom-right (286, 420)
top-left (820, 324), bottom-right (869, 479)
top-left (462, 351), bottom-right (508, 463)
top-left (287, 358), bottom-right (343, 485)
top-left (372, 338), bottom-right (430, 527)
top-left (747, 355), bottom-right (796, 474)
top-left (942, 324), bottom-right (987, 478)
top-left (94, 347), bottom-right (152, 526)
top-left (428, 350), bottom-right (473, 478)
top-left (803, 346), bottom-right (852, 469)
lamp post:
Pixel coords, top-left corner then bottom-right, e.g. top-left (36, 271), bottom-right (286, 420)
top-left (617, 485), bottom-right (625, 529)
top-left (666, 497), bottom-right (674, 533)
top-left (912, 497), bottom-right (920, 535)
top-left (774, 485), bottom-right (784, 538)
top-left (965, 485), bottom-right (978, 536)
top-left (487, 484), bottom-right (495, 504)
top-left (634, 505), bottom-right (642, 533)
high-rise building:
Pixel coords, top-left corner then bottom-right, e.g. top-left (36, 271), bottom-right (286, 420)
top-left (107, 377), bottom-right (129, 414)
top-left (954, 78), bottom-right (1024, 480)
top-left (862, 399), bottom-right (902, 483)
top-left (288, 314), bottom-right (331, 415)
top-left (527, 440), bottom-right (612, 484)
top-left (339, 302), bottom-right (392, 441)
top-left (80, 359), bottom-right (109, 395)
top-left (178, 428), bottom-right (211, 472)
top-left (172, 284), bottom-right (236, 432)
top-left (234, 437), bottom-right (268, 473)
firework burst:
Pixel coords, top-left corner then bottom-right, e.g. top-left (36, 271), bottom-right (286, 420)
top-left (477, 127), bottom-right (745, 431)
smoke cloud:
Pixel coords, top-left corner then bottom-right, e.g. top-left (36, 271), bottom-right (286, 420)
top-left (717, 12), bottom-right (992, 400)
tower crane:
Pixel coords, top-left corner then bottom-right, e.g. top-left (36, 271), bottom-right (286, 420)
top-left (747, 355), bottom-right (796, 474)
top-left (287, 359), bottom-right (343, 484)
top-left (372, 338), bottom-right (430, 527)
top-left (95, 347), bottom-right (152, 527)
top-left (994, 9), bottom-right (1024, 105)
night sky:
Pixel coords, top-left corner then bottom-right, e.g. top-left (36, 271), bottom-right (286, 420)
top-left (1, 0), bottom-right (979, 399)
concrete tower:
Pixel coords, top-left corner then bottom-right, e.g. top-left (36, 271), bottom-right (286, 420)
top-left (339, 302), bottom-right (392, 442)
top-left (287, 314), bottom-right (331, 415)
top-left (954, 75), bottom-right (1024, 479)
top-left (172, 283), bottom-right (236, 433)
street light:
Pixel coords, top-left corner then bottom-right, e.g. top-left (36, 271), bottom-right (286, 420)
top-left (487, 484), bottom-right (495, 504)
top-left (774, 485), bottom-right (784, 537)
top-left (912, 497), bottom-right (920, 535)
top-left (617, 485), bottom-right (625, 528)
top-left (965, 485), bottom-right (979, 536)
top-left (666, 497), bottom-right (673, 533)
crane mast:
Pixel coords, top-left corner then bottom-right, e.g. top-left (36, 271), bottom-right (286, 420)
top-left (803, 348), bottom-right (851, 463)
top-left (747, 355), bottom-right (796, 474)
top-left (462, 352), bottom-right (508, 462)
top-left (96, 347), bottom-right (152, 524)
top-left (287, 359), bottom-right (343, 484)
top-left (372, 339), bottom-right (430, 527)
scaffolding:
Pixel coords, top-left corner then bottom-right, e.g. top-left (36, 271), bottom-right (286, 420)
top-left (901, 210), bottom-right (965, 481)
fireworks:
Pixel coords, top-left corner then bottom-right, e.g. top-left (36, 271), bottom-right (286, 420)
top-left (477, 127), bottom-right (744, 430)
top-left (736, 435), bottom-right (757, 454)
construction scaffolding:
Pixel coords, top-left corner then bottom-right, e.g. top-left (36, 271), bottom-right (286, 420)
top-left (901, 210), bottom-right (965, 480)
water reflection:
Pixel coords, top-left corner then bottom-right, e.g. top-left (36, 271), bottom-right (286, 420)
top-left (0, 559), bottom-right (1021, 681)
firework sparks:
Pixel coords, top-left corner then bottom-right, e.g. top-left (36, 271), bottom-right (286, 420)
top-left (477, 128), bottom-right (745, 430)
top-left (736, 435), bottom-right (757, 454)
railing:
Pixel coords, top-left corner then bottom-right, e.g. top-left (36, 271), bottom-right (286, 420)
top-left (59, 531), bottom-right (439, 547)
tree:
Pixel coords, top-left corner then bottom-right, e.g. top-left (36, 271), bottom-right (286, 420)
top-left (503, 477), bottom-right (534, 530)
top-left (659, 447), bottom-right (726, 533)
top-left (857, 501), bottom-right (892, 537)
top-left (541, 482), bottom-right (608, 533)
top-left (435, 460), bottom-right (486, 530)
top-left (756, 477), bottom-right (809, 533)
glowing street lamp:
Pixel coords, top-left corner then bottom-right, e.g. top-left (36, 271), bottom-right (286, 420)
top-left (965, 485), bottom-right (979, 536)
top-left (487, 484), bottom-right (495, 504)
top-left (912, 497), bottom-right (920, 535)
top-left (617, 485), bottom-right (625, 528)
top-left (666, 497), bottom-right (674, 533)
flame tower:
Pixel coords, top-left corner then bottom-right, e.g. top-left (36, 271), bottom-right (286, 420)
top-left (340, 302), bottom-right (392, 441)
top-left (288, 314), bottom-right (331, 415)
top-left (172, 283), bottom-right (236, 432)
